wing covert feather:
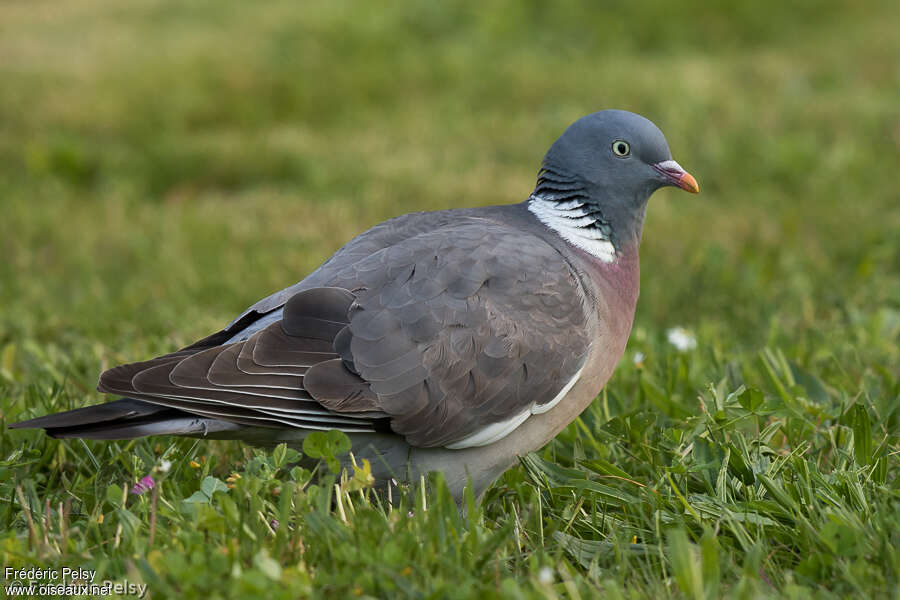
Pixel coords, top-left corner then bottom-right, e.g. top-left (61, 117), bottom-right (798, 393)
top-left (305, 219), bottom-right (592, 447)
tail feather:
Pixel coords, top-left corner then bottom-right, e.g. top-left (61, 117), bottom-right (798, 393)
top-left (9, 398), bottom-right (244, 440)
top-left (9, 398), bottom-right (168, 430)
top-left (46, 415), bottom-right (244, 440)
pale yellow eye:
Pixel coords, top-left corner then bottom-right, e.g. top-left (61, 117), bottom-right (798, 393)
top-left (612, 140), bottom-right (630, 157)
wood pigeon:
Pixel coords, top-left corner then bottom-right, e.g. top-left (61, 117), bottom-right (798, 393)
top-left (12, 110), bottom-right (699, 500)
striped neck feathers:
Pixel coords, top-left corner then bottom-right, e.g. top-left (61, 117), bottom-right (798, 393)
top-left (526, 167), bottom-right (618, 263)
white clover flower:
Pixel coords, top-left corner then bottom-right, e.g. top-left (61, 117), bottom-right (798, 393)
top-left (666, 327), bottom-right (697, 352)
top-left (159, 459), bottom-right (172, 473)
top-left (538, 566), bottom-right (553, 584)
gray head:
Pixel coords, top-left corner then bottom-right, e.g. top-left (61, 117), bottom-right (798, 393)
top-left (528, 110), bottom-right (698, 260)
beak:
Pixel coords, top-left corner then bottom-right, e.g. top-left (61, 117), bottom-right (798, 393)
top-left (652, 160), bottom-right (700, 194)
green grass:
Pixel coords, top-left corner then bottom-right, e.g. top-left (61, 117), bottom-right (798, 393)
top-left (1, 0), bottom-right (899, 597)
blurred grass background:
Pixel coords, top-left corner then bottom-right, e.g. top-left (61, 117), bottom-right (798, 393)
top-left (2, 0), bottom-right (897, 352)
top-left (1, 0), bottom-right (898, 597)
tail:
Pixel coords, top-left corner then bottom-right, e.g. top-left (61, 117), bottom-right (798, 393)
top-left (9, 398), bottom-right (244, 440)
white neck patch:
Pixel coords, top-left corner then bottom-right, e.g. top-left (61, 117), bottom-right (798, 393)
top-left (527, 195), bottom-right (617, 263)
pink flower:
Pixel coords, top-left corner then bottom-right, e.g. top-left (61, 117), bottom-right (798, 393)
top-left (130, 475), bottom-right (155, 495)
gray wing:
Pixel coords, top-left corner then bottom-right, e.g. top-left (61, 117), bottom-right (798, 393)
top-left (304, 218), bottom-right (592, 447)
top-left (91, 217), bottom-right (592, 448)
top-left (96, 288), bottom-right (387, 433)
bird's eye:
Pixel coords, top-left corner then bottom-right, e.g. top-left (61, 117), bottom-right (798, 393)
top-left (612, 140), bottom-right (631, 157)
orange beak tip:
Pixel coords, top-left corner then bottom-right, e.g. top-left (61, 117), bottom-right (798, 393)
top-left (653, 160), bottom-right (700, 194)
top-left (679, 172), bottom-right (700, 194)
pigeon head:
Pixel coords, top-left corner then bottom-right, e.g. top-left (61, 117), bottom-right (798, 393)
top-left (529, 110), bottom-right (698, 261)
